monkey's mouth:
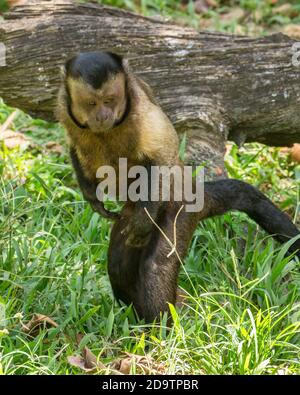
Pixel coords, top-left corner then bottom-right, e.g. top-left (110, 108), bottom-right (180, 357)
top-left (89, 123), bottom-right (114, 134)
top-left (90, 116), bottom-right (121, 133)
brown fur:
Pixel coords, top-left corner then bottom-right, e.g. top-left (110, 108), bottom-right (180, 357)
top-left (56, 71), bottom-right (180, 186)
top-left (109, 178), bottom-right (300, 323)
top-left (56, 54), bottom-right (300, 324)
top-left (56, 62), bottom-right (181, 244)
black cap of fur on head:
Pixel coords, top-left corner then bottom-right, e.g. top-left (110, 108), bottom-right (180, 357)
top-left (65, 52), bottom-right (124, 89)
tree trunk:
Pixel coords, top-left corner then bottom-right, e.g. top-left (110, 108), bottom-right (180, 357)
top-left (1, 0), bottom-right (300, 176)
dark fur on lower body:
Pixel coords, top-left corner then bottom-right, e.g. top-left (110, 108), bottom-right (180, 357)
top-left (108, 179), bottom-right (300, 323)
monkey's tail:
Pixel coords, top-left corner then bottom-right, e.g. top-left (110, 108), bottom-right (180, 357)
top-left (203, 179), bottom-right (300, 258)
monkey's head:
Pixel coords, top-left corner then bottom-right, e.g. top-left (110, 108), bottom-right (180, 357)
top-left (64, 52), bottom-right (128, 134)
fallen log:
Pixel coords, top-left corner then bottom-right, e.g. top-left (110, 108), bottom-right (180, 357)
top-left (0, 0), bottom-right (300, 174)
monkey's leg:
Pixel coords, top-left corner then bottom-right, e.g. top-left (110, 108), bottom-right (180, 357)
top-left (109, 239), bottom-right (181, 323)
top-left (122, 161), bottom-right (165, 248)
top-left (202, 179), bottom-right (300, 257)
top-left (70, 147), bottom-right (119, 220)
top-left (108, 218), bottom-right (141, 311)
top-left (109, 203), bottom-right (189, 322)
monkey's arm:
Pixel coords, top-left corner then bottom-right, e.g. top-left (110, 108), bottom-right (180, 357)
top-left (122, 100), bottom-right (180, 247)
top-left (108, 202), bottom-right (186, 323)
top-left (122, 160), bottom-right (164, 248)
top-left (70, 147), bottom-right (120, 220)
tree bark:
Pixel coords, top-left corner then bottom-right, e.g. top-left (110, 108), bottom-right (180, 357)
top-left (0, 0), bottom-right (300, 175)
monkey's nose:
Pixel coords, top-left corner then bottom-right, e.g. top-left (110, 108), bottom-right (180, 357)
top-left (97, 111), bottom-right (109, 122)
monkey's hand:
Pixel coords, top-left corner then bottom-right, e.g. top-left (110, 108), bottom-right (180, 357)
top-left (90, 200), bottom-right (120, 221)
top-left (121, 211), bottom-right (153, 248)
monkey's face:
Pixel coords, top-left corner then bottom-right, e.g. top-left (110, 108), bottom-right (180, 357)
top-left (67, 73), bottom-right (127, 133)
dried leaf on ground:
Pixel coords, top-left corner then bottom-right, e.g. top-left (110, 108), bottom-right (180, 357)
top-left (214, 166), bottom-right (225, 177)
top-left (291, 144), bottom-right (300, 163)
top-left (68, 346), bottom-right (106, 373)
top-left (75, 333), bottom-right (84, 345)
top-left (45, 141), bottom-right (64, 155)
top-left (283, 24), bottom-right (300, 39)
top-left (0, 130), bottom-right (35, 150)
top-left (273, 4), bottom-right (298, 18)
top-left (21, 313), bottom-right (58, 336)
top-left (111, 353), bottom-right (166, 375)
top-left (205, 0), bottom-right (217, 8)
top-left (280, 144), bottom-right (300, 163)
top-left (194, 0), bottom-right (209, 14)
top-left (8, 0), bottom-right (27, 7)
top-left (220, 8), bottom-right (245, 23)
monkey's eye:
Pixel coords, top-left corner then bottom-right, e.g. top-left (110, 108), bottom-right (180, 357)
top-left (103, 98), bottom-right (114, 105)
top-left (88, 100), bottom-right (96, 106)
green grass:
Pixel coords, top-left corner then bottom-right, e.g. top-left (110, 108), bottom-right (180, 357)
top-left (98, 0), bottom-right (300, 35)
top-left (0, 99), bottom-right (300, 375)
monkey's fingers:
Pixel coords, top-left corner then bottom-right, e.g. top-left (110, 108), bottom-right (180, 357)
top-left (120, 224), bottom-right (130, 236)
top-left (120, 224), bottom-right (142, 237)
top-left (102, 209), bottom-right (120, 221)
top-left (91, 201), bottom-right (120, 221)
top-left (125, 233), bottom-right (150, 248)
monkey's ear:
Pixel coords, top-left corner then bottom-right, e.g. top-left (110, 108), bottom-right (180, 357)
top-left (60, 64), bottom-right (67, 81)
top-left (105, 51), bottom-right (123, 65)
top-left (60, 54), bottom-right (76, 81)
top-left (122, 58), bottom-right (131, 74)
top-left (63, 55), bottom-right (78, 80)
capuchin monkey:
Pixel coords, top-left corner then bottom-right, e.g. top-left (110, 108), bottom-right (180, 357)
top-left (56, 51), bottom-right (179, 247)
top-left (57, 51), bottom-right (300, 323)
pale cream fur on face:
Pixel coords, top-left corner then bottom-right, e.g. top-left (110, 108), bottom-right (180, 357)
top-left (68, 73), bottom-right (127, 132)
